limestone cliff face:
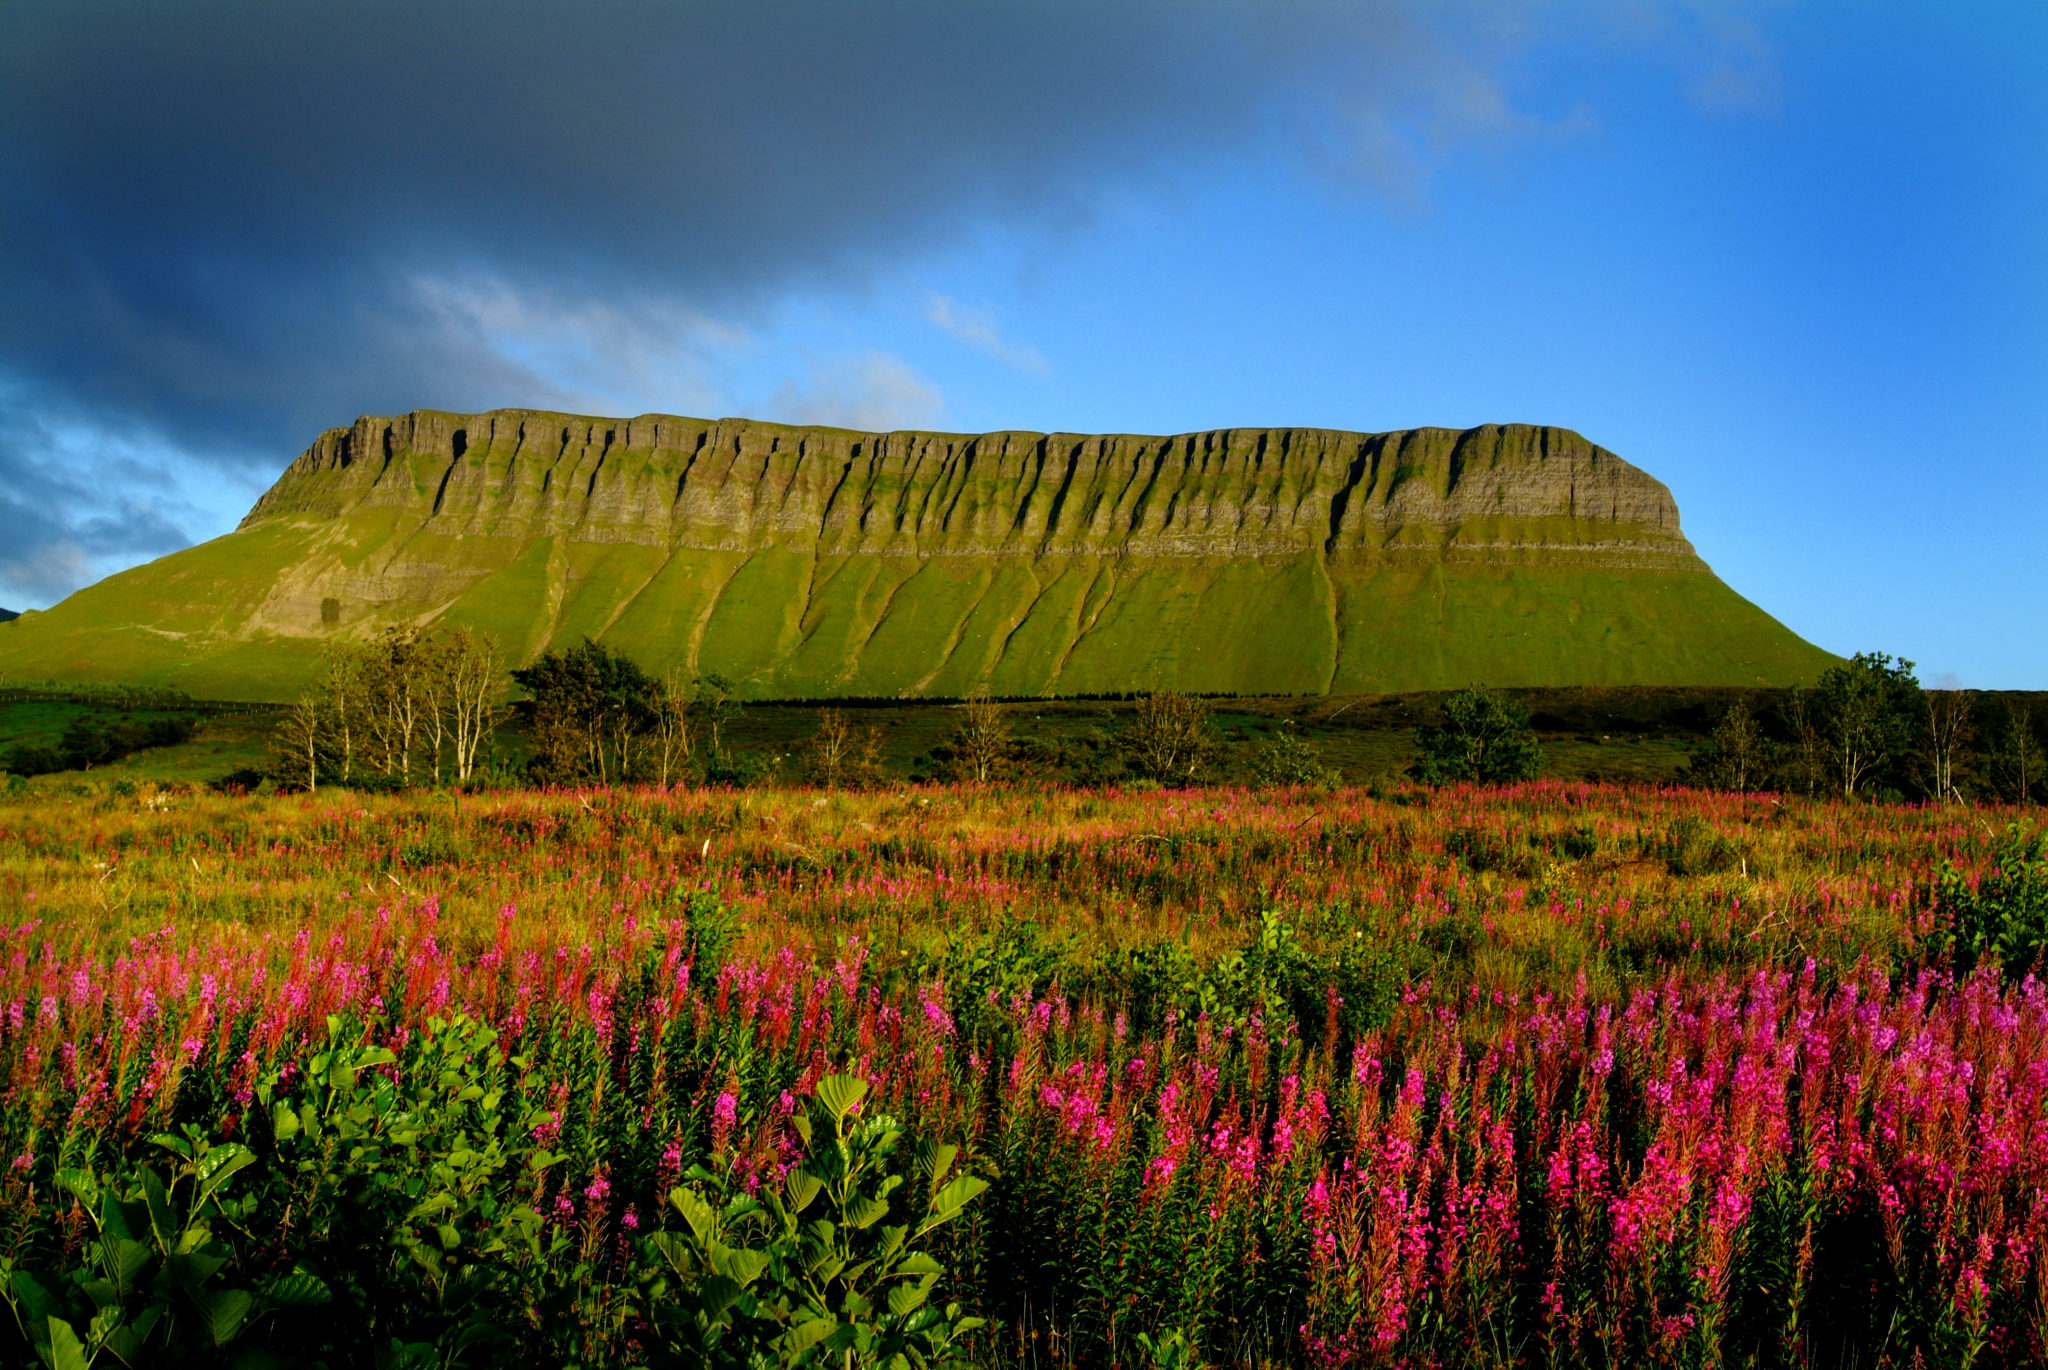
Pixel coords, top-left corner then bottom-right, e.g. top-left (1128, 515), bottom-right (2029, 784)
top-left (0, 409), bottom-right (1832, 701)
top-left (245, 411), bottom-right (1694, 566)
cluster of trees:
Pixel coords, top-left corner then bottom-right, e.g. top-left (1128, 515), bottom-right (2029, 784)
top-left (512, 639), bottom-right (693, 787)
top-left (272, 627), bottom-right (503, 791)
top-left (923, 689), bottom-right (1338, 789)
top-left (510, 641), bottom-right (781, 789)
top-left (258, 629), bottom-right (2036, 803)
top-left (1694, 652), bottom-right (2046, 801)
top-left (3, 712), bottom-right (197, 777)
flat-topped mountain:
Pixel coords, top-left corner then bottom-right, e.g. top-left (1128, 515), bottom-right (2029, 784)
top-left (0, 410), bottom-right (1834, 699)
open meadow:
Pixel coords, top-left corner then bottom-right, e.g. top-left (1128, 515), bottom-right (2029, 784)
top-left (0, 779), bottom-right (2042, 1367)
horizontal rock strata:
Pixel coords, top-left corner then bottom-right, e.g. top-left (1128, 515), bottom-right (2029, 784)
top-left (0, 410), bottom-right (1833, 699)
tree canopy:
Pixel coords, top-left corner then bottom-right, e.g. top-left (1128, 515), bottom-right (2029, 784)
top-left (1413, 690), bottom-right (1543, 786)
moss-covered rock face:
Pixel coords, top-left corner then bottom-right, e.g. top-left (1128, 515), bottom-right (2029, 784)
top-left (0, 410), bottom-right (1836, 700)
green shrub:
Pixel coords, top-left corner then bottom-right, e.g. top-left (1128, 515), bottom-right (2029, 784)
top-left (681, 889), bottom-right (744, 981)
top-left (1660, 815), bottom-right (1743, 877)
top-left (1413, 690), bottom-right (1543, 786)
top-left (1248, 724), bottom-right (1333, 788)
top-left (0, 1131), bottom-right (329, 1369)
top-left (1934, 825), bottom-right (2048, 982)
top-left (638, 1075), bottom-right (986, 1368)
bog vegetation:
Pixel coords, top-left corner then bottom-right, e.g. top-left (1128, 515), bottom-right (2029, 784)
top-left (0, 637), bottom-right (2045, 1366)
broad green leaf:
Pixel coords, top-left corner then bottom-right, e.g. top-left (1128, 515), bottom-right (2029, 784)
top-left (43, 1316), bottom-right (89, 1370)
top-left (101, 1303), bottom-right (163, 1367)
top-left (896, 1251), bottom-right (942, 1277)
top-left (647, 1230), bottom-right (687, 1266)
top-left (139, 1170), bottom-right (177, 1249)
top-left (783, 1316), bottom-right (835, 1357)
top-left (671, 1187), bottom-right (718, 1247)
top-left (784, 1170), bottom-right (822, 1215)
top-left (10, 1270), bottom-right (58, 1324)
top-left (259, 1270), bottom-right (332, 1309)
top-left (714, 1246), bottom-right (769, 1288)
top-left (56, 1170), bottom-right (101, 1213)
top-left (914, 1140), bottom-right (957, 1189)
top-left (923, 1175), bottom-right (988, 1229)
top-left (101, 1199), bottom-right (145, 1245)
top-left (270, 1104), bottom-right (299, 1141)
top-left (843, 1195), bottom-right (890, 1230)
top-left (196, 1145), bottom-right (255, 1197)
top-left (163, 1250), bottom-right (228, 1290)
top-left (886, 1280), bottom-right (932, 1318)
top-left (812, 1075), bottom-right (868, 1121)
top-left (87, 1306), bottom-right (123, 1344)
top-left (699, 1273), bottom-right (745, 1320)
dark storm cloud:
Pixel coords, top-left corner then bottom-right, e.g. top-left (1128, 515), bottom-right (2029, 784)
top-left (0, 0), bottom-right (1778, 603)
top-left (0, 0), bottom-right (1442, 464)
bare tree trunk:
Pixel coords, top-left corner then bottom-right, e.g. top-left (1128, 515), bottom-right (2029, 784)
top-left (445, 628), bottom-right (501, 782)
top-left (1924, 689), bottom-right (1971, 802)
top-left (279, 694), bottom-right (321, 790)
top-left (654, 668), bottom-right (693, 789)
top-left (421, 632), bottom-right (451, 786)
top-left (953, 689), bottom-right (1012, 784)
top-left (806, 709), bottom-right (855, 787)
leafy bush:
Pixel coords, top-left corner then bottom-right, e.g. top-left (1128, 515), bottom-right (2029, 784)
top-left (0, 1019), bottom-right (986, 1369)
top-left (679, 888), bottom-right (743, 981)
top-left (1658, 815), bottom-right (1744, 877)
top-left (0, 1132), bottom-right (328, 1368)
top-left (640, 1075), bottom-right (986, 1368)
top-left (1935, 825), bottom-right (2048, 981)
top-left (700, 750), bottom-right (780, 789)
top-left (923, 920), bottom-right (1075, 1044)
top-left (1119, 694), bottom-right (1218, 785)
top-left (1248, 723), bottom-right (1333, 788)
top-left (0, 743), bottom-right (66, 778)
top-left (2, 712), bottom-right (197, 776)
top-left (1808, 651), bottom-right (1921, 798)
top-left (1413, 690), bottom-right (1543, 785)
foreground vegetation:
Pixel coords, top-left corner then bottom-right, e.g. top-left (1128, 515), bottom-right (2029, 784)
top-left (0, 779), bottom-right (2043, 1366)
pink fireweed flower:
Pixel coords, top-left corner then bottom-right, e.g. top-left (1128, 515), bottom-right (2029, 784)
top-left (712, 1090), bottom-right (739, 1152)
top-left (656, 1138), bottom-right (684, 1192)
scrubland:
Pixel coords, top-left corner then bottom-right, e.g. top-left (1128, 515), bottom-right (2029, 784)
top-left (0, 781), bottom-right (2040, 1367)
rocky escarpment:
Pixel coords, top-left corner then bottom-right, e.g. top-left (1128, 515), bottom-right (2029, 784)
top-left (0, 410), bottom-right (1833, 700)
top-left (246, 412), bottom-right (1694, 566)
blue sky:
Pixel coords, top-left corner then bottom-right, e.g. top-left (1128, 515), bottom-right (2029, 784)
top-left (3, 1), bottom-right (2043, 684)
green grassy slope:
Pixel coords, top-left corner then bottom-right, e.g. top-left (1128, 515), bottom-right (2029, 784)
top-left (0, 410), bottom-right (1838, 700)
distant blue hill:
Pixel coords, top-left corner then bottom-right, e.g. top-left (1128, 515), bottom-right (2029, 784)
top-left (0, 609), bottom-right (17, 623)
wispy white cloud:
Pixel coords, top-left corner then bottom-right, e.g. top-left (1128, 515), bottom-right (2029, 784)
top-left (923, 295), bottom-right (1049, 372)
top-left (404, 272), bottom-right (747, 419)
top-left (763, 352), bottom-right (947, 433)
